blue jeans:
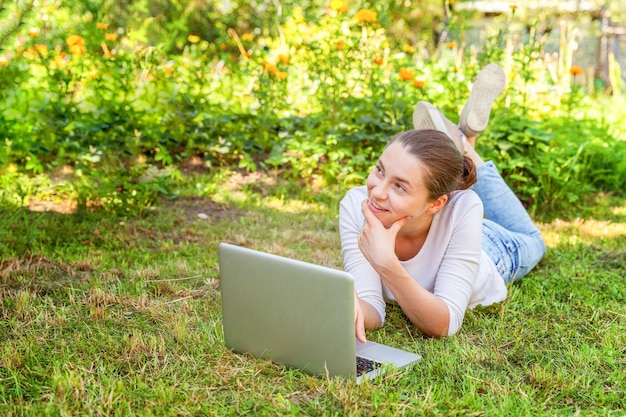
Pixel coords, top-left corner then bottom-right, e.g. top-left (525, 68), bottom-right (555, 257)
top-left (473, 161), bottom-right (546, 284)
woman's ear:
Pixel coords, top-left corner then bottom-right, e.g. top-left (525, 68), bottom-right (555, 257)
top-left (429, 194), bottom-right (448, 215)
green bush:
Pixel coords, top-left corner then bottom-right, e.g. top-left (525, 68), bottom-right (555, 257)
top-left (0, 0), bottom-right (624, 218)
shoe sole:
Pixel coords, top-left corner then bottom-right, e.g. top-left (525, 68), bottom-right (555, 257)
top-left (459, 64), bottom-right (506, 136)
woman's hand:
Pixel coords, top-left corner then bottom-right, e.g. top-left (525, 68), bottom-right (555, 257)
top-left (354, 292), bottom-right (367, 344)
top-left (358, 199), bottom-right (409, 271)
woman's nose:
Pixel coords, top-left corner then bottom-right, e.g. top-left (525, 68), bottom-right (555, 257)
top-left (370, 183), bottom-right (387, 200)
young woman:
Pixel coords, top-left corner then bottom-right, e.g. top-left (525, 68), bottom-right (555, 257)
top-left (339, 65), bottom-right (546, 342)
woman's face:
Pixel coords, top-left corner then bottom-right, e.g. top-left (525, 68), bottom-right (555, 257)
top-left (365, 141), bottom-right (436, 228)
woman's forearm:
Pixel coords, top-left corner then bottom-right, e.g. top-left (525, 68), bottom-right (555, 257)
top-left (359, 298), bottom-right (383, 331)
top-left (379, 262), bottom-right (450, 338)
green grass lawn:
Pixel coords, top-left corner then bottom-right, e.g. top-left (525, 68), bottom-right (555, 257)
top-left (1, 171), bottom-right (625, 416)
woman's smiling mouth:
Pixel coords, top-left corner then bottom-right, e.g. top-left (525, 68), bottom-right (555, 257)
top-left (368, 199), bottom-right (389, 213)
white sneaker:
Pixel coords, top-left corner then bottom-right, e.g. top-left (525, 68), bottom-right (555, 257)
top-left (459, 64), bottom-right (506, 137)
top-left (412, 101), bottom-right (464, 154)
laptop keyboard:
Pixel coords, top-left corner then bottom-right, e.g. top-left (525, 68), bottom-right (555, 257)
top-left (356, 356), bottom-right (382, 376)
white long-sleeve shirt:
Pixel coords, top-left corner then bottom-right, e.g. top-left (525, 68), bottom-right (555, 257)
top-left (339, 186), bottom-right (507, 335)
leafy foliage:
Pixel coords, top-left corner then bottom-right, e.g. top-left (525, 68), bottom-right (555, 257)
top-left (0, 0), bottom-right (624, 218)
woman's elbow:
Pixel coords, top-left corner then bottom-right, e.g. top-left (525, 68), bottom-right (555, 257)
top-left (410, 312), bottom-right (452, 338)
top-left (420, 323), bottom-right (449, 339)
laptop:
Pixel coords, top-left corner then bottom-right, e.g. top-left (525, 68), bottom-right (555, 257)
top-left (218, 242), bottom-right (421, 383)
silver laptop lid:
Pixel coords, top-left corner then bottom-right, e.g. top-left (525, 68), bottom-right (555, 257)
top-left (218, 242), bottom-right (357, 378)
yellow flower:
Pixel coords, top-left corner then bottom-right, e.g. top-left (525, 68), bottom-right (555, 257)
top-left (330, 0), bottom-right (349, 13)
top-left (35, 44), bottom-right (48, 57)
top-left (445, 41), bottom-right (457, 49)
top-left (0, 56), bottom-right (8, 66)
top-left (373, 57), bottom-right (384, 66)
top-left (241, 33), bottom-right (254, 42)
top-left (67, 34), bottom-right (84, 46)
top-left (276, 71), bottom-right (288, 80)
top-left (53, 52), bottom-right (69, 68)
top-left (509, 4), bottom-right (518, 11)
top-left (355, 9), bottom-right (377, 24)
top-left (29, 28), bottom-right (40, 37)
top-left (24, 47), bottom-right (39, 59)
top-left (278, 54), bottom-right (289, 65)
top-left (96, 22), bottom-right (108, 30)
top-left (569, 65), bottom-right (583, 76)
top-left (398, 67), bottom-right (415, 81)
top-left (66, 35), bottom-right (86, 56)
top-left (402, 44), bottom-right (415, 54)
top-left (105, 33), bottom-right (117, 41)
top-left (69, 45), bottom-right (84, 56)
top-left (188, 35), bottom-right (200, 43)
top-left (334, 40), bottom-right (345, 50)
top-left (413, 79), bottom-right (425, 88)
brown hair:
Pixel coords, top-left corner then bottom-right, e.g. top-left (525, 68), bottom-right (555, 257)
top-left (388, 129), bottom-right (477, 201)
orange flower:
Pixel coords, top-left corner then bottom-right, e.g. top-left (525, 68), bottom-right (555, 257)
top-left (96, 22), bottom-right (108, 30)
top-left (278, 54), bottom-right (289, 65)
top-left (262, 60), bottom-right (278, 75)
top-left (398, 67), bottom-right (415, 81)
top-left (334, 40), bottom-right (345, 50)
top-left (330, 0), bottom-right (349, 13)
top-left (188, 35), bottom-right (200, 43)
top-left (241, 33), bottom-right (254, 42)
top-left (29, 28), bottom-right (40, 37)
top-left (105, 33), bottom-right (117, 41)
top-left (445, 41), bottom-right (457, 49)
top-left (373, 57), bottom-right (384, 66)
top-left (413, 79), bottom-right (425, 88)
top-left (140, 71), bottom-right (156, 82)
top-left (355, 9), bottom-right (377, 24)
top-left (569, 65), bottom-right (583, 76)
top-left (66, 35), bottom-right (86, 56)
top-left (276, 71), bottom-right (288, 80)
top-left (0, 56), bottom-right (8, 67)
top-left (509, 4), bottom-right (518, 11)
